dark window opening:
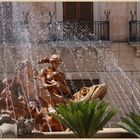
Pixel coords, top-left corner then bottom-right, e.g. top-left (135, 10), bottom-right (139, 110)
top-left (67, 79), bottom-right (99, 94)
top-left (63, 2), bottom-right (109, 41)
top-left (129, 20), bottom-right (140, 42)
top-left (63, 2), bottom-right (93, 22)
top-left (63, 2), bottom-right (93, 41)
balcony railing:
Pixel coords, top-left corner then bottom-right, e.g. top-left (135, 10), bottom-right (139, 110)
top-left (0, 20), bottom-right (110, 43)
top-left (47, 20), bottom-right (110, 42)
top-left (43, 20), bottom-right (109, 42)
top-left (129, 20), bottom-right (140, 42)
top-left (92, 21), bottom-right (110, 41)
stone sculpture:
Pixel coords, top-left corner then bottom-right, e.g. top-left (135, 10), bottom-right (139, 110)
top-left (0, 54), bottom-right (107, 134)
top-left (0, 111), bottom-right (17, 138)
top-left (38, 54), bottom-right (107, 106)
top-left (0, 111), bottom-right (35, 138)
top-left (18, 117), bottom-right (35, 136)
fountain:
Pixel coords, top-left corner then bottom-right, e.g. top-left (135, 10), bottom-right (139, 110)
top-left (0, 2), bottom-right (139, 138)
top-left (0, 54), bottom-right (107, 135)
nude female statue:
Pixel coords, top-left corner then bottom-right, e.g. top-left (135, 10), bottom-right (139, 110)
top-left (37, 54), bottom-right (107, 111)
top-left (38, 54), bottom-right (73, 112)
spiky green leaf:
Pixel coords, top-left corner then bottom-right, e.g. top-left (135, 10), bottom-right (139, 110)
top-left (118, 112), bottom-right (140, 138)
top-left (50, 99), bottom-right (117, 138)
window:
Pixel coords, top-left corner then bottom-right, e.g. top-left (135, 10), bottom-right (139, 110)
top-left (63, 2), bottom-right (110, 41)
top-left (67, 79), bottom-right (99, 94)
top-left (63, 2), bottom-right (93, 22)
top-left (63, 2), bottom-right (93, 41)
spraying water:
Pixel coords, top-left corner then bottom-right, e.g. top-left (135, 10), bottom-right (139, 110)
top-left (0, 2), bottom-right (139, 131)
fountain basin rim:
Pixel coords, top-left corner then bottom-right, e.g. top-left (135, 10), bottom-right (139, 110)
top-left (19, 128), bottom-right (135, 138)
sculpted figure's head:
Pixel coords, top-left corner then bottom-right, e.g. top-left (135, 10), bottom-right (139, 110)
top-left (49, 54), bottom-right (62, 63)
top-left (38, 54), bottom-right (62, 70)
top-left (49, 54), bottom-right (62, 69)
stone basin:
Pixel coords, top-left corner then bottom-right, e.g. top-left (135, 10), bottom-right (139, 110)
top-left (19, 128), bottom-right (136, 138)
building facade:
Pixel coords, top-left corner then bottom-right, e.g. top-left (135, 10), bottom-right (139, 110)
top-left (0, 2), bottom-right (140, 127)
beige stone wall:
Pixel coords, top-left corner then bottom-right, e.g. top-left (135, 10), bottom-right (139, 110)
top-left (100, 2), bottom-right (136, 42)
top-left (12, 2), bottom-right (55, 23)
top-left (0, 2), bottom-right (140, 127)
top-left (12, 2), bottom-right (56, 43)
top-left (12, 2), bottom-right (138, 42)
top-left (1, 42), bottom-right (140, 78)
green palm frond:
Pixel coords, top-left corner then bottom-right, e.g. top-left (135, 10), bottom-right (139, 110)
top-left (118, 112), bottom-right (140, 138)
top-left (49, 99), bottom-right (118, 138)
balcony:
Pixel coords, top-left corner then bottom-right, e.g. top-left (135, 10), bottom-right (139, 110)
top-left (0, 20), bottom-right (110, 44)
top-left (46, 20), bottom-right (110, 42)
top-left (129, 20), bottom-right (140, 56)
top-left (92, 21), bottom-right (110, 41)
top-left (129, 20), bottom-right (140, 42)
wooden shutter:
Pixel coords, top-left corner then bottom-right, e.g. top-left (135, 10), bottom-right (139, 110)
top-left (78, 2), bottom-right (93, 21)
top-left (63, 2), bottom-right (78, 21)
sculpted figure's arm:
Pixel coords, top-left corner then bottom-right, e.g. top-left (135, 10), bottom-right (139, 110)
top-left (38, 54), bottom-right (72, 98)
top-left (40, 69), bottom-right (59, 90)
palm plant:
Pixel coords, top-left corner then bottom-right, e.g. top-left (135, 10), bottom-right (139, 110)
top-left (49, 99), bottom-right (118, 138)
top-left (118, 112), bottom-right (140, 138)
